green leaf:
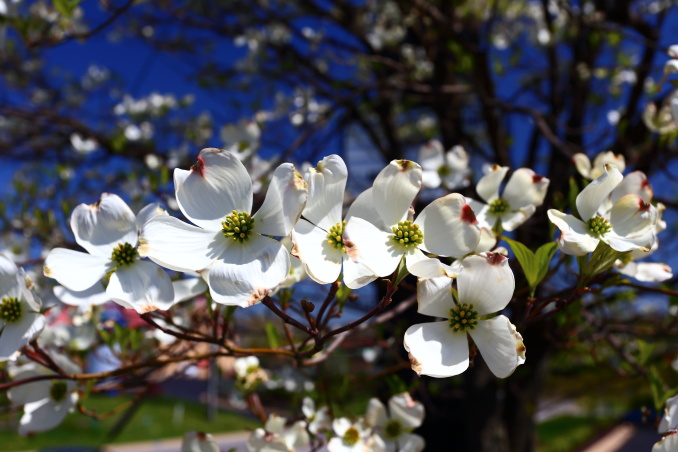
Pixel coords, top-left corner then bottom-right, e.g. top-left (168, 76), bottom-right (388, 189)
top-left (265, 322), bottom-right (281, 349)
top-left (636, 339), bottom-right (655, 366)
top-left (384, 375), bottom-right (407, 395)
top-left (649, 366), bottom-right (670, 411)
top-left (503, 238), bottom-right (558, 297)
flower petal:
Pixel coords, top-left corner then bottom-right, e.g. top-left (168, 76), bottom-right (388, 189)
top-left (175, 148), bottom-right (252, 231)
top-left (107, 261), bottom-right (175, 313)
top-left (417, 275), bottom-right (454, 318)
top-left (303, 155), bottom-right (347, 230)
top-left (139, 215), bottom-right (227, 273)
top-left (415, 194), bottom-right (480, 257)
top-left (292, 219), bottom-right (342, 285)
top-left (172, 278), bottom-right (208, 304)
top-left (53, 283), bottom-right (110, 308)
top-left (18, 393), bottom-right (77, 435)
top-left (365, 398), bottom-right (388, 428)
top-left (70, 193), bottom-right (138, 258)
top-left (610, 171), bottom-right (653, 205)
top-left (591, 151), bottom-right (625, 178)
top-left (343, 217), bottom-right (401, 277)
top-left (572, 153), bottom-right (592, 179)
top-left (398, 433), bottom-right (425, 452)
top-left (502, 168), bottom-right (549, 209)
top-left (604, 229), bottom-right (656, 253)
top-left (254, 163), bottom-right (308, 237)
top-left (135, 203), bottom-right (167, 230)
top-left (43, 249), bottom-right (111, 291)
top-left (372, 160), bottom-right (422, 227)
top-left (617, 262), bottom-right (673, 282)
top-left (576, 163), bottom-right (623, 220)
top-left (206, 235), bottom-right (289, 307)
top-left (342, 256), bottom-right (377, 290)
top-left (8, 371), bottom-right (51, 405)
top-left (457, 253), bottom-right (514, 316)
top-left (501, 205), bottom-right (536, 232)
top-left (476, 165), bottom-right (508, 203)
top-left (469, 315), bottom-right (525, 378)
top-left (389, 393), bottom-right (425, 429)
top-left (547, 210), bottom-right (599, 256)
top-left (0, 308), bottom-right (44, 360)
top-left (345, 188), bottom-right (387, 230)
top-left (403, 321), bottom-right (469, 378)
top-left (609, 194), bottom-right (657, 238)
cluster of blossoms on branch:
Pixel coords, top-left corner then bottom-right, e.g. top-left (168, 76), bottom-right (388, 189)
top-left (0, 138), bottom-right (669, 443)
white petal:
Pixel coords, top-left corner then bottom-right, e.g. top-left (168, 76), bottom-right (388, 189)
top-left (475, 227), bottom-right (497, 253)
top-left (653, 433), bottom-right (678, 452)
top-left (172, 278), bottom-right (208, 304)
top-left (53, 283), bottom-right (110, 307)
top-left (576, 163), bottom-right (623, 220)
top-left (407, 254), bottom-right (450, 279)
top-left (659, 394), bottom-right (678, 433)
top-left (389, 393), bottom-right (425, 429)
top-left (415, 194), bottom-right (480, 257)
top-left (591, 151), bottom-right (625, 179)
top-left (8, 371), bottom-right (51, 405)
top-left (610, 171), bottom-right (653, 205)
top-left (501, 205), bottom-right (536, 232)
top-left (342, 257), bottom-right (377, 290)
top-left (291, 219), bottom-right (342, 285)
top-left (0, 253), bottom-right (18, 286)
top-left (572, 153), bottom-right (592, 179)
top-left (365, 398), bottom-right (388, 428)
top-left (417, 276), bottom-right (454, 318)
top-left (421, 170), bottom-right (442, 189)
top-left (175, 148), bottom-right (253, 231)
top-left (70, 193), bottom-right (138, 257)
top-left (206, 235), bottom-right (289, 307)
top-left (43, 248), bottom-right (111, 291)
top-left (418, 140), bottom-right (444, 171)
top-left (372, 160), bottom-right (422, 227)
top-left (604, 229), bottom-right (656, 253)
top-left (107, 261), bottom-right (175, 313)
top-left (303, 154), bottom-right (347, 230)
top-left (139, 215), bottom-right (226, 273)
top-left (332, 417), bottom-right (352, 437)
top-left (343, 217), bottom-right (401, 277)
top-left (672, 94), bottom-right (678, 123)
top-left (254, 163), bottom-right (308, 236)
top-left (135, 203), bottom-right (167, 230)
top-left (457, 253), bottom-right (514, 315)
top-left (19, 393), bottom-right (77, 435)
top-left (403, 321), bottom-right (469, 378)
top-left (466, 198), bottom-right (493, 229)
top-left (0, 309), bottom-right (45, 360)
top-left (469, 315), bottom-right (525, 378)
top-left (398, 433), bottom-right (425, 452)
top-left (476, 165), bottom-right (508, 203)
top-left (502, 168), bottom-right (549, 209)
top-left (609, 194), bottom-right (657, 238)
top-left (547, 210), bottom-right (599, 256)
top-left (345, 188), bottom-right (387, 230)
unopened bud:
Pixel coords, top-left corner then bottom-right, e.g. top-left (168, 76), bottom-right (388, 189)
top-left (301, 300), bottom-right (315, 313)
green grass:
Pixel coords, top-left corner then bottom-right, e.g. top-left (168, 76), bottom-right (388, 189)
top-left (0, 394), bottom-right (259, 451)
top-left (536, 415), bottom-right (616, 452)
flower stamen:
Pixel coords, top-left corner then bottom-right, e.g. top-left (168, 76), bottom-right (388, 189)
top-left (0, 297), bottom-right (22, 323)
top-left (343, 427), bottom-right (360, 445)
top-left (222, 210), bottom-right (255, 243)
top-left (50, 381), bottom-right (68, 403)
top-left (111, 242), bottom-right (138, 267)
top-left (489, 198), bottom-right (510, 215)
top-left (449, 303), bottom-right (478, 333)
top-left (391, 221), bottom-right (424, 248)
top-left (384, 419), bottom-right (403, 439)
top-left (327, 221), bottom-right (347, 252)
top-left (587, 216), bottom-right (611, 236)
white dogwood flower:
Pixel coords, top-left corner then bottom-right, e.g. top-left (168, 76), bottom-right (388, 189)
top-left (43, 196), bottom-right (175, 313)
top-left (8, 353), bottom-right (80, 435)
top-left (548, 164), bottom-right (657, 256)
top-left (418, 140), bottom-right (470, 190)
top-left (139, 148), bottom-right (307, 308)
top-left (0, 255), bottom-right (45, 360)
top-left (573, 151), bottom-right (626, 180)
top-left (181, 431), bottom-right (220, 452)
top-left (302, 396), bottom-right (331, 435)
top-left (404, 253), bottom-right (525, 378)
top-left (292, 154), bottom-right (377, 288)
top-left (343, 160), bottom-right (480, 279)
top-left (246, 414), bottom-right (309, 452)
top-left (328, 418), bottom-right (370, 452)
top-left (365, 392), bottom-right (425, 452)
top-left (467, 165), bottom-right (549, 232)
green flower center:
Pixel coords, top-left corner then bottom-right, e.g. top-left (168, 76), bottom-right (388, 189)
top-left (384, 419), bottom-right (403, 439)
top-left (489, 198), bottom-right (510, 215)
top-left (0, 297), bottom-right (22, 323)
top-left (437, 165), bottom-right (450, 177)
top-left (222, 210), bottom-right (255, 243)
top-left (111, 242), bottom-right (138, 267)
top-left (326, 221), bottom-right (346, 252)
top-left (587, 216), bottom-right (611, 236)
top-left (343, 427), bottom-right (360, 445)
top-left (449, 303), bottom-right (479, 333)
top-left (50, 381), bottom-right (68, 403)
top-left (391, 221), bottom-right (423, 248)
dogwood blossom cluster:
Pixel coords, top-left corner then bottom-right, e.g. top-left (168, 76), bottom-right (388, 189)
top-left (245, 393), bottom-right (424, 452)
